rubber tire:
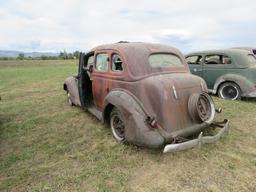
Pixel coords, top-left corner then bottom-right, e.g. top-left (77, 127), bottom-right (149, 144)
top-left (218, 82), bottom-right (241, 100)
top-left (110, 108), bottom-right (126, 142)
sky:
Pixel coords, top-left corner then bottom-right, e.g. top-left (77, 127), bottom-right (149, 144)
top-left (0, 0), bottom-right (256, 53)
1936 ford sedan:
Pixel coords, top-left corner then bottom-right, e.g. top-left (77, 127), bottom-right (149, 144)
top-left (64, 42), bottom-right (229, 152)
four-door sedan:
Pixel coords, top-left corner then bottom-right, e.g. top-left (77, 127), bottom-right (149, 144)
top-left (64, 42), bottom-right (228, 152)
top-left (186, 49), bottom-right (256, 100)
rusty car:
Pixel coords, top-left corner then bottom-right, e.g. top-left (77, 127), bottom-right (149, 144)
top-left (186, 49), bottom-right (256, 100)
top-left (64, 42), bottom-right (229, 152)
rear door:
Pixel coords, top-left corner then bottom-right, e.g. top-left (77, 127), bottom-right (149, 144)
top-left (186, 55), bottom-right (203, 77)
top-left (92, 51), bottom-right (110, 110)
top-left (202, 54), bottom-right (233, 89)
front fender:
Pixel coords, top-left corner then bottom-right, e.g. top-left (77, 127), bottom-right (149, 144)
top-left (103, 89), bottom-right (164, 148)
top-left (63, 76), bottom-right (81, 106)
top-left (213, 74), bottom-right (255, 96)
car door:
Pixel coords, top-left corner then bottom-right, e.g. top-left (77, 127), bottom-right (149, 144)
top-left (92, 51), bottom-right (110, 110)
top-left (77, 52), bottom-right (86, 107)
top-left (186, 55), bottom-right (203, 77)
top-left (202, 54), bottom-right (232, 89)
top-left (77, 52), bottom-right (95, 107)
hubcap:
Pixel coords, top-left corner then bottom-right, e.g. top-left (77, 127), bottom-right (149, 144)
top-left (221, 85), bottom-right (238, 100)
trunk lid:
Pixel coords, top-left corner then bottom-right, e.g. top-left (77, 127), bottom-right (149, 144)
top-left (140, 73), bottom-right (206, 133)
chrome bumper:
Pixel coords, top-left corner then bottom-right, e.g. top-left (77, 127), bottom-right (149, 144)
top-left (163, 119), bottom-right (229, 153)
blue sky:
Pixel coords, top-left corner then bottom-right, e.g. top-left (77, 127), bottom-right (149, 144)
top-left (0, 0), bottom-right (256, 53)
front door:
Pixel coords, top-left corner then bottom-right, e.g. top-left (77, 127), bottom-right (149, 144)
top-left (186, 55), bottom-right (203, 77)
top-left (78, 52), bottom-right (94, 107)
top-left (78, 52), bottom-right (86, 107)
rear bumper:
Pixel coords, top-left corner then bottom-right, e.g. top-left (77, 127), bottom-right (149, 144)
top-left (163, 119), bottom-right (229, 153)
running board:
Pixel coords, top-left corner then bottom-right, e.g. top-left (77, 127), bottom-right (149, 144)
top-left (87, 106), bottom-right (103, 121)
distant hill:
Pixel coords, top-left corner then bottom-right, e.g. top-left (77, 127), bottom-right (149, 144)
top-left (0, 50), bottom-right (59, 58)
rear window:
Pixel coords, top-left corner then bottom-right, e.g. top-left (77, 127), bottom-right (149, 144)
top-left (149, 54), bottom-right (183, 68)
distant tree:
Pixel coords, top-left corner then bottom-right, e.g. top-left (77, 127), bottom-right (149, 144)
top-left (18, 53), bottom-right (25, 60)
top-left (41, 55), bottom-right (48, 60)
top-left (67, 53), bottom-right (73, 59)
top-left (73, 51), bottom-right (80, 59)
top-left (0, 57), bottom-right (9, 60)
top-left (59, 50), bottom-right (69, 59)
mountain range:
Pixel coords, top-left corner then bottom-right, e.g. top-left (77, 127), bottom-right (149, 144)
top-left (0, 50), bottom-right (59, 57)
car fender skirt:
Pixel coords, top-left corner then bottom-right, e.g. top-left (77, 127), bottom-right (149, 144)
top-left (104, 90), bottom-right (165, 148)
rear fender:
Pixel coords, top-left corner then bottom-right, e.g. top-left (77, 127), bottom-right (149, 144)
top-left (213, 74), bottom-right (254, 96)
top-left (103, 89), bottom-right (164, 148)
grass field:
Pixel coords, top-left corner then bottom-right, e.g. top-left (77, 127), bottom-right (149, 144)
top-left (0, 60), bottom-right (256, 192)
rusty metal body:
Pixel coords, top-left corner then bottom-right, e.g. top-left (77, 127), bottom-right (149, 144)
top-left (64, 42), bottom-right (228, 151)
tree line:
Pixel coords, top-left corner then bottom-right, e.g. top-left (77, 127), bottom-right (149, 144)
top-left (0, 50), bottom-right (80, 60)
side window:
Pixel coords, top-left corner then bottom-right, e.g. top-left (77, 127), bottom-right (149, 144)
top-left (111, 54), bottom-right (123, 72)
top-left (205, 55), bottom-right (232, 64)
top-left (96, 53), bottom-right (109, 71)
top-left (83, 55), bottom-right (94, 69)
top-left (87, 56), bottom-right (94, 67)
top-left (222, 55), bottom-right (232, 64)
top-left (186, 55), bottom-right (202, 65)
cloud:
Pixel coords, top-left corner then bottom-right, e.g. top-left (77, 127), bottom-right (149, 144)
top-left (0, 0), bottom-right (256, 52)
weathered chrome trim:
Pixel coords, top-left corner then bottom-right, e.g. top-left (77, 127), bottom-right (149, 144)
top-left (172, 85), bottom-right (178, 99)
top-left (163, 119), bottom-right (229, 153)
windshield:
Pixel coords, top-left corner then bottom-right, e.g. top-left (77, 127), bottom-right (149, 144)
top-left (149, 53), bottom-right (183, 68)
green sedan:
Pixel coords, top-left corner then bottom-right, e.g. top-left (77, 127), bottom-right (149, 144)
top-left (186, 49), bottom-right (256, 100)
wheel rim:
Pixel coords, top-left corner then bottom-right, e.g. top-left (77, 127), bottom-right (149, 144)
top-left (197, 94), bottom-right (212, 122)
top-left (110, 114), bottom-right (125, 141)
top-left (188, 93), bottom-right (215, 124)
top-left (220, 85), bottom-right (239, 100)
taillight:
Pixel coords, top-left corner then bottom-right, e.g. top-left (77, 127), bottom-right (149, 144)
top-left (150, 119), bottom-right (158, 129)
top-left (146, 117), bottom-right (158, 129)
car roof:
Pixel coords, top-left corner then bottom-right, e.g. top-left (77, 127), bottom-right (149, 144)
top-left (90, 42), bottom-right (187, 78)
top-left (232, 47), bottom-right (256, 51)
top-left (186, 48), bottom-right (251, 56)
top-left (232, 47), bottom-right (256, 54)
top-left (91, 42), bottom-right (180, 53)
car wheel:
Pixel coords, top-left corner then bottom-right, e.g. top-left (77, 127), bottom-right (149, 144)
top-left (110, 108), bottom-right (125, 142)
top-left (67, 91), bottom-right (74, 106)
top-left (218, 82), bottom-right (241, 100)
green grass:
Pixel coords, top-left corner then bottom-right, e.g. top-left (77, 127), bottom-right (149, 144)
top-left (0, 60), bottom-right (256, 192)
